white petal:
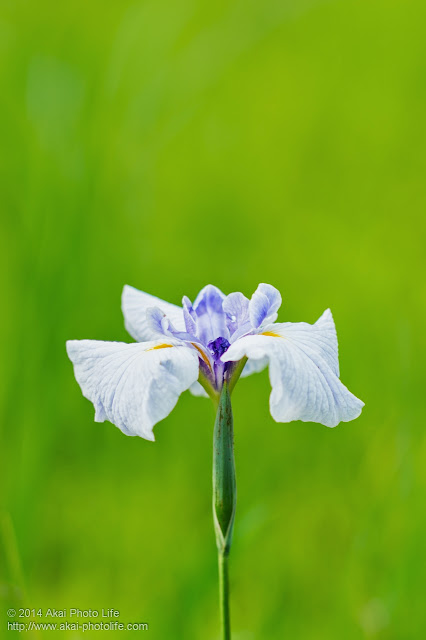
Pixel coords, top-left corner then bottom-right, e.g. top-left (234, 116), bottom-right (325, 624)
top-left (222, 315), bottom-right (363, 427)
top-left (66, 339), bottom-right (199, 440)
top-left (240, 357), bottom-right (268, 378)
top-left (122, 285), bottom-right (186, 342)
top-left (188, 381), bottom-right (209, 397)
top-left (236, 309), bottom-right (338, 380)
top-left (270, 308), bottom-right (340, 376)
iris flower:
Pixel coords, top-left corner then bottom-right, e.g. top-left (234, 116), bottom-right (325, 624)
top-left (67, 282), bottom-right (363, 639)
top-left (67, 282), bottom-right (363, 440)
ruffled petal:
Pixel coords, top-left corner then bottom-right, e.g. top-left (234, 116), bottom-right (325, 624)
top-left (222, 313), bottom-right (363, 427)
top-left (249, 283), bottom-right (282, 329)
top-left (66, 339), bottom-right (199, 440)
top-left (122, 285), bottom-right (185, 342)
top-left (268, 308), bottom-right (340, 377)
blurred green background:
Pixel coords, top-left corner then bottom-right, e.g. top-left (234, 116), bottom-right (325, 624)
top-left (1, 0), bottom-right (425, 638)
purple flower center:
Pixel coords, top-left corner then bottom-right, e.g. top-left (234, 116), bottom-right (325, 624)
top-left (207, 337), bottom-right (231, 363)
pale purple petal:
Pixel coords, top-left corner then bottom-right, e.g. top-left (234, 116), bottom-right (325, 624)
top-left (146, 307), bottom-right (173, 336)
top-left (182, 296), bottom-right (197, 335)
top-left (249, 283), bottom-right (282, 329)
top-left (192, 284), bottom-right (229, 344)
top-left (223, 291), bottom-right (250, 335)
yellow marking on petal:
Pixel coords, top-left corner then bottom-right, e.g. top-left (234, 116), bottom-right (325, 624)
top-left (261, 331), bottom-right (283, 338)
top-left (146, 343), bottom-right (174, 351)
top-left (191, 342), bottom-right (212, 371)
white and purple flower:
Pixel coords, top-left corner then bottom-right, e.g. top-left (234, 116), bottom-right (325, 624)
top-left (66, 283), bottom-right (364, 441)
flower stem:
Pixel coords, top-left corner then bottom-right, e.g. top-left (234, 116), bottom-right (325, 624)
top-left (213, 381), bottom-right (236, 639)
top-left (218, 550), bottom-right (231, 639)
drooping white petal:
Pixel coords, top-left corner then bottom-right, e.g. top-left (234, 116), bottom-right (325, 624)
top-left (122, 285), bottom-right (186, 342)
top-left (222, 313), bottom-right (363, 427)
top-left (267, 308), bottom-right (340, 377)
top-left (66, 339), bottom-right (199, 440)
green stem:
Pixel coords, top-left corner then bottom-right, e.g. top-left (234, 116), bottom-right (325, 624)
top-left (213, 382), bottom-right (236, 639)
top-left (218, 550), bottom-right (231, 640)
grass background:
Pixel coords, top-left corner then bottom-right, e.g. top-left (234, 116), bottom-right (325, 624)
top-left (1, 0), bottom-right (425, 638)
